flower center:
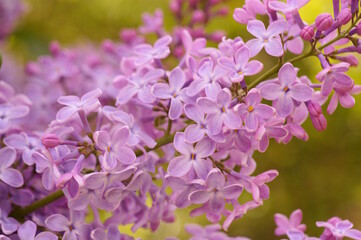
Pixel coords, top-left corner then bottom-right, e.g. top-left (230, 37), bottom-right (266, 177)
top-left (107, 146), bottom-right (111, 152)
top-left (283, 86), bottom-right (289, 92)
top-left (221, 107), bottom-right (226, 113)
top-left (248, 106), bottom-right (254, 112)
top-left (191, 153), bottom-right (196, 160)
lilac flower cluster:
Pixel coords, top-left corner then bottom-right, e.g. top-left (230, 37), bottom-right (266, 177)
top-left (0, 0), bottom-right (361, 239)
top-left (274, 209), bottom-right (361, 240)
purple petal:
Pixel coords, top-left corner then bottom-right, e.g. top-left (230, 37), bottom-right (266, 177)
top-left (116, 85), bottom-right (137, 105)
top-left (244, 60), bottom-right (263, 76)
top-left (246, 89), bottom-right (262, 105)
top-left (267, 20), bottom-right (287, 37)
top-left (56, 106), bottom-right (77, 123)
top-left (223, 111), bottom-right (241, 130)
top-left (169, 67), bottom-right (186, 91)
top-left (93, 131), bottom-right (110, 151)
top-left (137, 85), bottom-right (155, 103)
top-left (344, 229), bottom-right (361, 239)
top-left (116, 147), bottom-right (136, 165)
top-left (206, 168), bottom-right (225, 189)
top-left (168, 156), bottom-right (192, 177)
top-left (184, 104), bottom-right (204, 123)
top-left (220, 184), bottom-right (243, 199)
top-left (289, 209), bottom-right (303, 226)
top-left (35, 232), bottom-right (58, 240)
top-left (152, 83), bottom-right (172, 99)
top-left (174, 132), bottom-right (192, 155)
top-left (218, 57), bottom-right (236, 72)
top-left (260, 83), bottom-right (283, 100)
top-left (193, 159), bottom-right (212, 179)
top-left (276, 94), bottom-right (293, 117)
top-left (217, 90), bottom-right (231, 107)
top-left (185, 124), bottom-right (205, 143)
top-left (169, 98), bottom-right (183, 120)
top-left (18, 221), bottom-right (36, 240)
top-left (265, 38), bottom-right (284, 57)
top-left (4, 134), bottom-right (27, 149)
top-left (197, 97), bottom-right (219, 114)
top-left (0, 168), bottom-right (24, 187)
top-left (255, 104), bottom-right (275, 119)
top-left (57, 95), bottom-right (79, 106)
top-left (268, 1), bottom-right (291, 13)
top-left (189, 190), bottom-right (211, 204)
top-left (278, 63), bottom-right (297, 86)
top-left (235, 46), bottom-right (250, 69)
top-left (245, 112), bottom-right (258, 132)
top-left (207, 114), bottom-right (223, 135)
top-left (45, 214), bottom-right (69, 232)
top-left (247, 20), bottom-right (266, 39)
top-left (209, 191), bottom-right (225, 214)
top-left (246, 39), bottom-right (265, 57)
top-left (321, 77), bottom-right (334, 96)
top-left (195, 136), bottom-right (216, 158)
top-left (186, 79), bottom-right (208, 97)
top-left (0, 147), bottom-right (16, 169)
top-left (290, 84), bottom-right (313, 102)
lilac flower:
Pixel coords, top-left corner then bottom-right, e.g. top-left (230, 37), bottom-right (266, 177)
top-left (152, 67), bottom-right (187, 120)
top-left (139, 9), bottom-right (164, 35)
top-left (260, 63), bottom-right (313, 117)
top-left (186, 58), bottom-right (227, 97)
top-left (133, 35), bottom-right (172, 66)
top-left (233, 0), bottom-right (267, 24)
top-left (0, 208), bottom-right (19, 235)
top-left (31, 152), bottom-right (61, 190)
top-left (56, 88), bottom-right (102, 123)
top-left (165, 176), bottom-right (204, 208)
top-left (114, 68), bottom-right (164, 105)
top-left (0, 147), bottom-right (23, 188)
top-left (246, 20), bottom-right (287, 57)
top-left (218, 46), bottom-right (263, 83)
top-left (0, 103), bottom-right (29, 133)
top-left (269, 0), bottom-right (310, 14)
top-left (316, 62), bottom-right (354, 97)
top-left (274, 209), bottom-right (307, 237)
top-left (236, 89), bottom-right (275, 132)
top-left (327, 85), bottom-right (361, 114)
top-left (197, 89), bottom-right (241, 135)
top-left (185, 223), bottom-right (249, 240)
top-left (110, 110), bottom-right (157, 148)
top-left (91, 224), bottom-right (130, 240)
top-left (184, 103), bottom-right (225, 143)
top-left (317, 219), bottom-right (361, 240)
top-left (189, 168), bottom-right (243, 214)
top-left (181, 29), bottom-right (207, 58)
top-left (94, 127), bottom-right (136, 169)
top-left (4, 133), bottom-right (41, 165)
top-left (168, 132), bottom-right (215, 179)
top-left (45, 212), bottom-right (91, 240)
top-left (17, 220), bottom-right (57, 240)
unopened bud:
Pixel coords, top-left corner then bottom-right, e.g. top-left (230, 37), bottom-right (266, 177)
top-left (315, 13), bottom-right (334, 31)
top-left (300, 25), bottom-right (315, 41)
top-left (310, 114), bottom-right (327, 131)
top-left (336, 8), bottom-right (352, 25)
top-left (41, 134), bottom-right (60, 148)
top-left (306, 101), bottom-right (322, 116)
top-left (192, 10), bottom-right (205, 23)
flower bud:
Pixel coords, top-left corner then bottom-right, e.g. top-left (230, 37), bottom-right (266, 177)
top-left (306, 101), bottom-right (322, 116)
top-left (209, 31), bottom-right (225, 42)
top-left (192, 10), bottom-right (205, 23)
top-left (49, 41), bottom-right (60, 56)
top-left (336, 8), bottom-right (352, 25)
top-left (300, 25), bottom-right (315, 41)
top-left (335, 55), bottom-right (359, 66)
top-left (315, 13), bottom-right (334, 31)
top-left (41, 134), bottom-right (60, 148)
top-left (356, 23), bottom-right (361, 36)
top-left (310, 114), bottom-right (327, 131)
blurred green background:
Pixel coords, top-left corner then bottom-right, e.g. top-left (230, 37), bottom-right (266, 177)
top-left (4, 0), bottom-right (361, 239)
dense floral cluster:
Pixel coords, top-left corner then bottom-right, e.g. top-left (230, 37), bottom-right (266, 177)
top-left (0, 0), bottom-right (361, 239)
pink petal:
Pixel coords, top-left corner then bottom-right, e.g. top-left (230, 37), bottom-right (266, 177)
top-left (45, 214), bottom-right (69, 232)
top-left (152, 83), bottom-right (172, 99)
top-left (260, 83), bottom-right (283, 100)
top-left (246, 39), bottom-right (265, 57)
top-left (174, 132), bottom-right (192, 155)
top-left (276, 94), bottom-right (293, 117)
top-left (195, 136), bottom-right (216, 158)
top-left (185, 124), bottom-right (205, 143)
top-left (244, 60), bottom-right (263, 76)
top-left (220, 184), bottom-right (243, 199)
top-left (1, 168), bottom-right (24, 187)
top-left (267, 20), bottom-right (287, 37)
top-left (278, 63), bottom-right (297, 86)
